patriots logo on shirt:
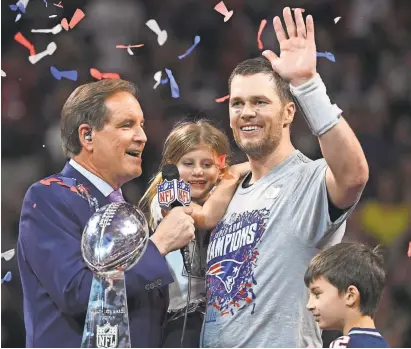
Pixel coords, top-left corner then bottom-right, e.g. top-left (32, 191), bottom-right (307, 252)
top-left (205, 209), bottom-right (269, 320)
top-left (207, 259), bottom-right (244, 293)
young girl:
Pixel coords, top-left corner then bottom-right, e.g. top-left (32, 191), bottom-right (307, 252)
top-left (140, 119), bottom-right (249, 347)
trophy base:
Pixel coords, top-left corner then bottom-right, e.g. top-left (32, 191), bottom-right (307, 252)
top-left (81, 273), bottom-right (131, 348)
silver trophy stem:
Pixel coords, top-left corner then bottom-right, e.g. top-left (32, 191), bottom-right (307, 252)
top-left (81, 272), bottom-right (131, 348)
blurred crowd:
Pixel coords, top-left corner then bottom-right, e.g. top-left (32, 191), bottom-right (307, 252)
top-left (2, 0), bottom-right (410, 347)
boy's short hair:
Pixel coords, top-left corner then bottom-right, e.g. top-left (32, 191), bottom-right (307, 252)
top-left (304, 242), bottom-right (386, 317)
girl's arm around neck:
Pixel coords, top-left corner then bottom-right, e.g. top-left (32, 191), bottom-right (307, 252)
top-left (191, 162), bottom-right (250, 230)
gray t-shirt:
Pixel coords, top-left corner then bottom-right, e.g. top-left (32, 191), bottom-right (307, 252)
top-left (201, 150), bottom-right (356, 348)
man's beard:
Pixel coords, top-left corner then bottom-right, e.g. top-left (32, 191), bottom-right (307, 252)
top-left (234, 125), bottom-right (282, 159)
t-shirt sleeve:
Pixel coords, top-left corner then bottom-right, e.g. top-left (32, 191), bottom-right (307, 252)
top-left (290, 159), bottom-right (358, 247)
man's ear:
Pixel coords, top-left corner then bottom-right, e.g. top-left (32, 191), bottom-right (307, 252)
top-left (345, 285), bottom-right (360, 308)
top-left (283, 102), bottom-right (295, 127)
top-left (78, 124), bottom-right (94, 151)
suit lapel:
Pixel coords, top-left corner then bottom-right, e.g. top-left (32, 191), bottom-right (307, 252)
top-left (59, 162), bottom-right (110, 208)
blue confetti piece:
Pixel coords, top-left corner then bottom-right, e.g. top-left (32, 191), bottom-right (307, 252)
top-left (44, 0), bottom-right (47, 7)
top-left (164, 68), bottom-right (180, 99)
top-left (178, 35), bottom-right (201, 60)
top-left (160, 77), bottom-right (169, 84)
top-left (1, 271), bottom-right (12, 284)
top-left (50, 66), bottom-right (78, 81)
top-left (316, 51), bottom-right (336, 62)
top-left (9, 2), bottom-right (25, 13)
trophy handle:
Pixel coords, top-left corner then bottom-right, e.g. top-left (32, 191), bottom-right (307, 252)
top-left (81, 273), bottom-right (131, 348)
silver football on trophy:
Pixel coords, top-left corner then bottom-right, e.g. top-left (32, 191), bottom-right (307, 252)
top-left (81, 202), bottom-right (149, 275)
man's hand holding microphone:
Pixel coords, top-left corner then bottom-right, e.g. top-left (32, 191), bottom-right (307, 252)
top-left (151, 206), bottom-right (195, 256)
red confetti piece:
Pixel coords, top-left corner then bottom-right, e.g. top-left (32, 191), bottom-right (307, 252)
top-left (215, 154), bottom-right (227, 169)
top-left (408, 242), bottom-right (411, 258)
top-left (14, 32), bottom-right (36, 56)
top-left (215, 94), bottom-right (229, 103)
top-left (116, 44), bottom-right (144, 49)
top-left (90, 68), bottom-right (120, 80)
top-left (54, 1), bottom-right (63, 8)
top-left (40, 177), bottom-right (61, 186)
top-left (214, 1), bottom-right (233, 22)
top-left (257, 19), bottom-right (267, 51)
top-left (33, 203), bottom-right (37, 208)
top-left (61, 18), bottom-right (69, 31)
top-left (69, 9), bottom-right (85, 28)
top-left (61, 8), bottom-right (85, 30)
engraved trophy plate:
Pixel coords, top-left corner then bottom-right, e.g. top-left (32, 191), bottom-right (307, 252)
top-left (81, 203), bottom-right (149, 348)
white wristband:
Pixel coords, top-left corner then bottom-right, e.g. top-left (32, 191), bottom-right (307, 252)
top-left (289, 73), bottom-right (342, 136)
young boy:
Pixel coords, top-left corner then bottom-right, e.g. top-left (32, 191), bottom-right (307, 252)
top-left (304, 242), bottom-right (390, 348)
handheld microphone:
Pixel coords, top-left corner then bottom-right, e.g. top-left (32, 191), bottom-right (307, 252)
top-left (157, 164), bottom-right (192, 274)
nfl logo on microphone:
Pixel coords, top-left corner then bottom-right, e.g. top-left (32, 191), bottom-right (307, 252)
top-left (157, 179), bottom-right (191, 207)
top-left (96, 323), bottom-right (118, 348)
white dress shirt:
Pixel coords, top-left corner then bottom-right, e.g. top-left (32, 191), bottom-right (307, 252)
top-left (69, 159), bottom-right (121, 197)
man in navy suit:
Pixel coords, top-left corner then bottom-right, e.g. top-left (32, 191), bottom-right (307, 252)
top-left (18, 79), bottom-right (195, 348)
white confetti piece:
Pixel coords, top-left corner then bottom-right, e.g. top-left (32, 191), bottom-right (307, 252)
top-left (1, 249), bottom-right (15, 261)
top-left (1, 70), bottom-right (6, 77)
top-left (146, 19), bottom-right (167, 46)
top-left (31, 24), bottom-right (62, 34)
top-left (334, 17), bottom-right (341, 24)
top-left (28, 42), bottom-right (57, 64)
top-left (153, 71), bottom-right (162, 89)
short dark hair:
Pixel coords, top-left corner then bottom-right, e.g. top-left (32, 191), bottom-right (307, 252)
top-left (228, 57), bottom-right (293, 105)
top-left (61, 79), bottom-right (139, 157)
top-left (304, 242), bottom-right (386, 318)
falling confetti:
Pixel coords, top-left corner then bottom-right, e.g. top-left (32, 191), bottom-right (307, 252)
top-left (49, 14), bottom-right (57, 18)
top-left (316, 51), bottom-right (336, 62)
top-left (61, 8), bottom-right (85, 31)
top-left (153, 71), bottom-right (162, 89)
top-left (214, 1), bottom-right (233, 22)
top-left (50, 66), bottom-right (78, 81)
top-left (90, 68), bottom-right (120, 80)
top-left (1, 272), bottom-right (12, 284)
top-left (161, 78), bottom-right (169, 84)
top-left (53, 1), bottom-right (63, 8)
top-left (334, 17), bottom-right (341, 24)
top-left (29, 42), bottom-right (57, 64)
top-left (44, 0), bottom-right (47, 7)
top-left (178, 36), bottom-right (201, 59)
top-left (31, 24), bottom-right (62, 35)
top-left (10, 0), bottom-right (29, 22)
top-left (1, 70), bottom-right (6, 77)
top-left (257, 19), bottom-right (267, 51)
top-left (14, 32), bottom-right (36, 56)
top-left (408, 242), bottom-right (411, 258)
top-left (9, 2), bottom-right (26, 14)
top-left (215, 94), bottom-right (229, 103)
top-left (1, 249), bottom-right (15, 261)
top-left (164, 68), bottom-right (179, 98)
top-left (146, 19), bottom-right (167, 46)
top-left (33, 203), bottom-right (37, 208)
top-left (116, 44), bottom-right (144, 56)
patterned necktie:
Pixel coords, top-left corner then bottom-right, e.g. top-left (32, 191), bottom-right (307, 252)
top-left (107, 189), bottom-right (125, 203)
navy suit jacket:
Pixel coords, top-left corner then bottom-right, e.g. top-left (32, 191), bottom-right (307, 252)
top-left (18, 162), bottom-right (174, 348)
